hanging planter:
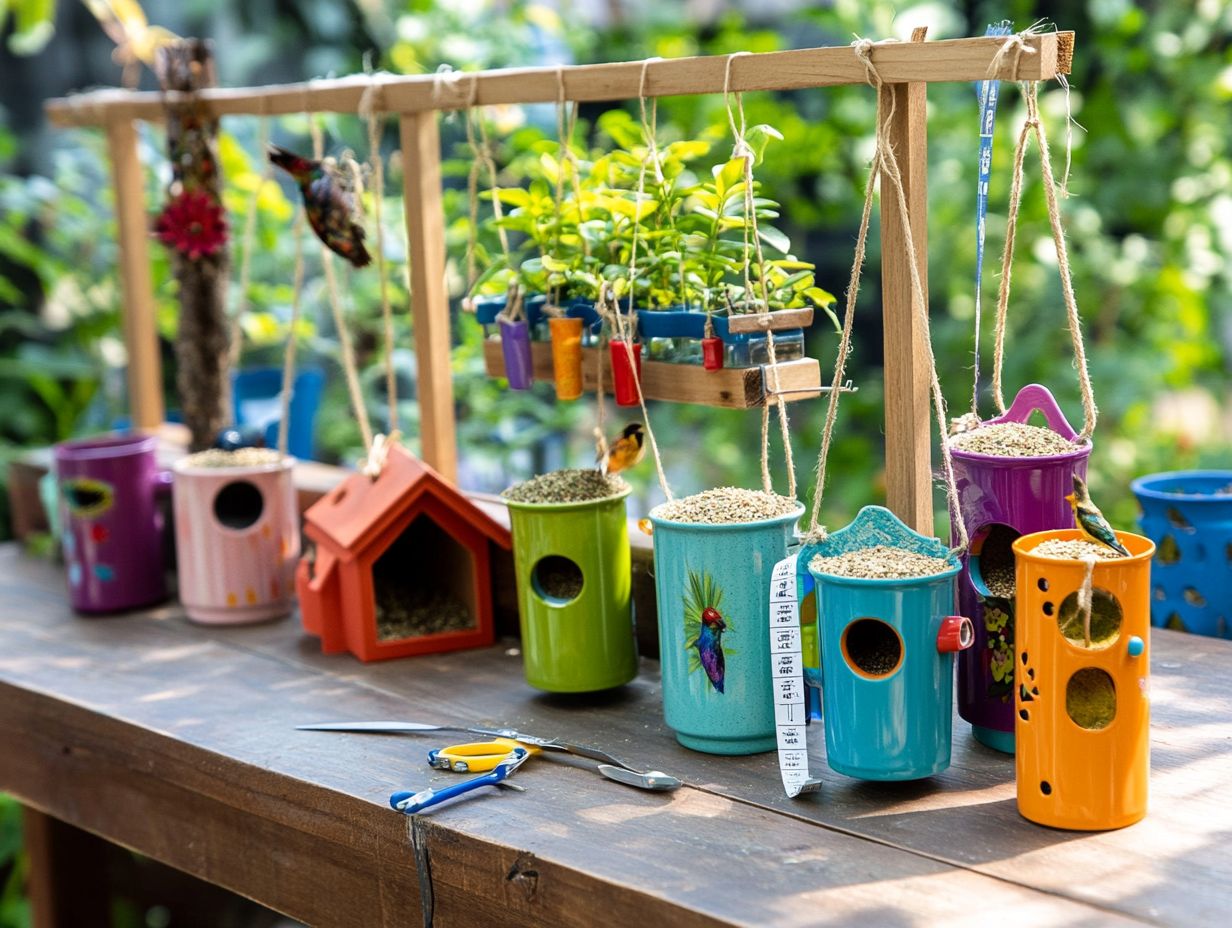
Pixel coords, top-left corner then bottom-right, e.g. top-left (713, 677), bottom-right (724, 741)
top-left (1012, 529), bottom-right (1154, 830)
top-left (609, 339), bottom-right (643, 408)
top-left (1131, 470), bottom-right (1232, 638)
top-left (54, 434), bottom-right (172, 614)
top-left (948, 384), bottom-right (1090, 754)
top-left (807, 506), bottom-right (971, 780)
top-left (502, 470), bottom-right (637, 692)
top-left (548, 316), bottom-right (584, 401)
top-left (648, 491), bottom-right (805, 755)
top-left (172, 448), bottom-right (299, 625)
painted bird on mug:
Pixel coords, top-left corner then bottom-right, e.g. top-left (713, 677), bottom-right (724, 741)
top-left (599, 422), bottom-right (646, 476)
top-left (1067, 474), bottom-right (1130, 557)
top-left (268, 145), bottom-right (371, 268)
top-left (696, 607), bottom-right (727, 693)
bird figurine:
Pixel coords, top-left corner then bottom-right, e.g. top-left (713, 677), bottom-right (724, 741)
top-left (268, 145), bottom-right (371, 268)
top-left (1067, 474), bottom-right (1130, 557)
top-left (599, 422), bottom-right (646, 476)
top-left (696, 607), bottom-right (727, 694)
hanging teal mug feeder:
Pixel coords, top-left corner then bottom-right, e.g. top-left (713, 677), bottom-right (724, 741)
top-left (805, 506), bottom-right (972, 781)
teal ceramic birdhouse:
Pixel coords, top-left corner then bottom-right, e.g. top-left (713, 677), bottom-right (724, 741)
top-left (808, 506), bottom-right (970, 781)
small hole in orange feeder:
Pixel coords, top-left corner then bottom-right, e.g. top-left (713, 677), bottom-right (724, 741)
top-left (1019, 708), bottom-right (1029, 721)
top-left (1040, 781), bottom-right (1052, 795)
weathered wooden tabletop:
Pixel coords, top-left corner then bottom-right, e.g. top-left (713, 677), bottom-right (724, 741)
top-left (0, 544), bottom-right (1227, 927)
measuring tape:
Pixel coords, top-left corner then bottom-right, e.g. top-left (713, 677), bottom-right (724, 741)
top-left (769, 552), bottom-right (822, 798)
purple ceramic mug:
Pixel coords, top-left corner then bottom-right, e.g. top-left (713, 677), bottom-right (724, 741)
top-left (950, 385), bottom-right (1090, 753)
top-left (54, 433), bottom-right (172, 614)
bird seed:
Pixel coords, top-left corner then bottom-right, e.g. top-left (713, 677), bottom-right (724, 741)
top-left (948, 422), bottom-right (1079, 457)
top-left (810, 545), bottom-right (953, 580)
top-left (1029, 539), bottom-right (1123, 560)
top-left (650, 487), bottom-right (799, 525)
top-left (180, 448), bottom-right (283, 468)
top-left (503, 468), bottom-right (628, 504)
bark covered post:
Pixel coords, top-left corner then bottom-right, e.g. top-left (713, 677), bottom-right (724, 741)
top-left (156, 40), bottom-right (230, 451)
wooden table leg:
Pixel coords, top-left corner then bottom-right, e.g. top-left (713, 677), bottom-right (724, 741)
top-left (23, 806), bottom-right (111, 928)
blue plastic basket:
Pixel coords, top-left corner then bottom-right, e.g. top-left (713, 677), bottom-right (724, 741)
top-left (1131, 470), bottom-right (1232, 638)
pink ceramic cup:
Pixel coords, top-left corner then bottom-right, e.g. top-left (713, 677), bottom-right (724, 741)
top-left (172, 456), bottom-right (300, 625)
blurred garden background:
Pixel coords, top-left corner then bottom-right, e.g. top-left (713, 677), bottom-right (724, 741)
top-left (0, 0), bottom-right (1230, 921)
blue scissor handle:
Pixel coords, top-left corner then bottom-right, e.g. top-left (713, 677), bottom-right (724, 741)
top-left (390, 747), bottom-right (528, 814)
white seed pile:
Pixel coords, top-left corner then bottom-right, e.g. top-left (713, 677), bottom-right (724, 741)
top-left (948, 422), bottom-right (1078, 457)
top-left (181, 448), bottom-right (282, 468)
top-left (810, 545), bottom-right (953, 580)
top-left (1030, 538), bottom-right (1123, 560)
top-left (502, 468), bottom-right (628, 504)
top-left (650, 487), bottom-right (798, 525)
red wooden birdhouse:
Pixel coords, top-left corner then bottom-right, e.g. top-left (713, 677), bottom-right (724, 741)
top-left (297, 444), bottom-right (511, 661)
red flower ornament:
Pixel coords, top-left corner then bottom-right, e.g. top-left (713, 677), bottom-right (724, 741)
top-left (155, 190), bottom-right (227, 260)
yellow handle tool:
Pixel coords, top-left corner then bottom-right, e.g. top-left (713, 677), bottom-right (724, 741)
top-left (427, 737), bottom-right (541, 773)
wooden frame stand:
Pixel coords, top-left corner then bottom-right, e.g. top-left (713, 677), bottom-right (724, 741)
top-left (46, 31), bottom-right (1074, 531)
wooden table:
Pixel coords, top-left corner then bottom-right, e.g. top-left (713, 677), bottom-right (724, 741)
top-left (0, 544), bottom-right (1227, 926)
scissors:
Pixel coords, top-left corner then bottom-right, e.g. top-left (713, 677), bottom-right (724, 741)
top-left (391, 746), bottom-right (531, 814)
top-left (298, 720), bottom-right (682, 794)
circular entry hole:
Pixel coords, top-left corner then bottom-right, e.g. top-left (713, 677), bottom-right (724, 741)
top-left (213, 480), bottom-right (264, 530)
top-left (970, 523), bottom-right (1019, 598)
top-left (1066, 668), bottom-right (1116, 730)
top-left (841, 618), bottom-right (903, 679)
top-left (1057, 588), bottom-right (1123, 649)
top-left (531, 555), bottom-right (583, 605)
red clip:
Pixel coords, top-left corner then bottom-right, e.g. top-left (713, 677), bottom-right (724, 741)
top-left (937, 615), bottom-right (974, 653)
top-left (702, 336), bottom-right (724, 371)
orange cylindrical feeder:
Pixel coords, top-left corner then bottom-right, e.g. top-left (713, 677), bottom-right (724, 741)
top-left (702, 336), bottom-right (724, 371)
top-left (549, 316), bottom-right (584, 401)
top-left (1013, 529), bottom-right (1154, 830)
top-left (610, 340), bottom-right (642, 407)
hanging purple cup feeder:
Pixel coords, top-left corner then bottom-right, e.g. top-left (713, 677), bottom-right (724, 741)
top-left (950, 384), bottom-right (1090, 754)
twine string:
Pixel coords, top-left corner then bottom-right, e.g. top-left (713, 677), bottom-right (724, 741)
top-left (609, 59), bottom-right (673, 501)
top-left (723, 52), bottom-right (796, 499)
top-left (359, 76), bottom-right (398, 436)
top-left (989, 80), bottom-right (1097, 440)
top-left (807, 39), bottom-right (968, 551)
top-left (1079, 555), bottom-right (1097, 647)
top-left (310, 116), bottom-right (374, 456)
top-left (229, 112), bottom-right (272, 367)
top-left (277, 207), bottom-right (306, 459)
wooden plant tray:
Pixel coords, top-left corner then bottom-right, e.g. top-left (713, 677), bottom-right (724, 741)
top-left (481, 341), bottom-right (821, 408)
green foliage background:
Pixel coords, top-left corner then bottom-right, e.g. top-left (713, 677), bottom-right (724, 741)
top-left (0, 0), bottom-right (1230, 922)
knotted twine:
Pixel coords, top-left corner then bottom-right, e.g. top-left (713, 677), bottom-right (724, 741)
top-left (722, 52), bottom-right (797, 502)
top-left (989, 79), bottom-right (1097, 441)
top-left (806, 39), bottom-right (968, 554)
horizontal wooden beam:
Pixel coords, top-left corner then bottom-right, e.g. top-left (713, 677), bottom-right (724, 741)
top-left (482, 340), bottom-right (821, 408)
top-left (46, 32), bottom-right (1073, 128)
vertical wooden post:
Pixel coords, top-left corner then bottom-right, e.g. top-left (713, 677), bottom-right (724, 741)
top-left (400, 112), bottom-right (458, 482)
top-left (104, 118), bottom-right (164, 431)
top-left (879, 27), bottom-right (932, 534)
top-left (24, 807), bottom-right (111, 928)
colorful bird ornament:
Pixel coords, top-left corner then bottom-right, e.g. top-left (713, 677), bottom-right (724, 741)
top-left (599, 422), bottom-right (646, 476)
top-left (1067, 474), bottom-right (1131, 557)
top-left (268, 145), bottom-right (371, 268)
top-left (696, 607), bottom-right (727, 694)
